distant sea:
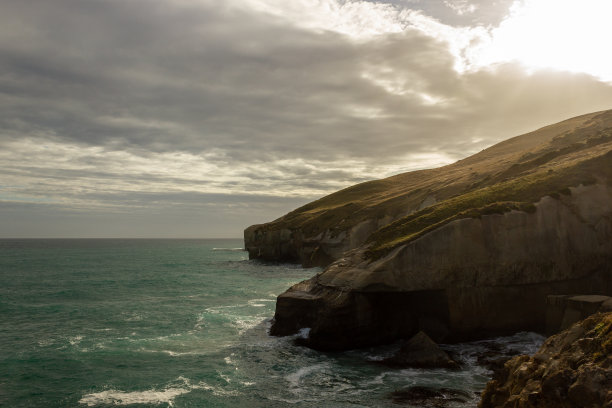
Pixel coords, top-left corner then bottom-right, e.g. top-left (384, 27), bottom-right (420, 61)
top-left (0, 239), bottom-right (543, 407)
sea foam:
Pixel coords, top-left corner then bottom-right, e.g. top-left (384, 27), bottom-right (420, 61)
top-left (79, 387), bottom-right (191, 406)
top-left (79, 377), bottom-right (240, 406)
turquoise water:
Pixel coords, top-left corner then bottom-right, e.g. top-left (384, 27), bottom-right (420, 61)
top-left (0, 239), bottom-right (543, 407)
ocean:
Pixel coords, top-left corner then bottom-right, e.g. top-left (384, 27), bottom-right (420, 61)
top-left (0, 239), bottom-right (544, 407)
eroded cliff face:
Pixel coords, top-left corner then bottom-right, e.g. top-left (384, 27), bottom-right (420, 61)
top-left (244, 213), bottom-right (401, 267)
top-left (270, 183), bottom-right (612, 350)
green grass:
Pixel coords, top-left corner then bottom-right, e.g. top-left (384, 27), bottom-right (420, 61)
top-left (365, 149), bottom-right (612, 260)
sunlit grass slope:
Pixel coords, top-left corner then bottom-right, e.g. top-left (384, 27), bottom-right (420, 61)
top-left (259, 110), bottom-right (612, 256)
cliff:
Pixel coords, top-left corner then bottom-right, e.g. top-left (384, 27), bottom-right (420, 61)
top-left (479, 312), bottom-right (612, 408)
top-left (270, 182), bottom-right (612, 349)
top-left (245, 110), bottom-right (612, 267)
top-left (247, 109), bottom-right (612, 350)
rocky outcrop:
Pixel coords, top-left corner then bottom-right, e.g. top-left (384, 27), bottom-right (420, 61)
top-left (479, 312), bottom-right (612, 408)
top-left (244, 216), bottom-right (398, 267)
top-left (546, 294), bottom-right (612, 335)
top-left (270, 183), bottom-right (612, 350)
top-left (380, 331), bottom-right (459, 369)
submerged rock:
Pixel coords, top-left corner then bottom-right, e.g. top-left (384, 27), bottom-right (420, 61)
top-left (479, 312), bottom-right (612, 408)
top-left (380, 331), bottom-right (459, 369)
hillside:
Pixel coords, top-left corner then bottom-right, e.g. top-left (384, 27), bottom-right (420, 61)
top-left (245, 109), bottom-right (612, 267)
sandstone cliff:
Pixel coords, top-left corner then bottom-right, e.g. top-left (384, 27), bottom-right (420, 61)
top-left (247, 109), bottom-right (612, 350)
top-left (270, 182), bottom-right (612, 349)
top-left (479, 312), bottom-right (612, 408)
top-left (246, 110), bottom-right (612, 267)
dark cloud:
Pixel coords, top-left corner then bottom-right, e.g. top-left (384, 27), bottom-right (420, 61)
top-left (1, 0), bottom-right (611, 237)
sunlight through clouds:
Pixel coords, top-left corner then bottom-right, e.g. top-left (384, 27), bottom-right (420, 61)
top-left (234, 0), bottom-right (409, 38)
top-left (473, 0), bottom-right (612, 82)
top-left (1, 0), bottom-right (611, 237)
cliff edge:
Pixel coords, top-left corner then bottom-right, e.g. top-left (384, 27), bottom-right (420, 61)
top-left (247, 109), bottom-right (612, 350)
top-left (246, 110), bottom-right (612, 268)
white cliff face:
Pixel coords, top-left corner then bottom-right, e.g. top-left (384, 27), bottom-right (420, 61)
top-left (318, 183), bottom-right (612, 292)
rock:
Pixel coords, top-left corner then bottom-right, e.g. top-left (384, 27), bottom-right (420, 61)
top-left (479, 312), bottom-right (612, 408)
top-left (271, 276), bottom-right (422, 350)
top-left (389, 386), bottom-right (471, 407)
top-left (270, 183), bottom-right (612, 350)
top-left (477, 351), bottom-right (521, 380)
top-left (600, 298), bottom-right (612, 312)
top-left (546, 294), bottom-right (612, 334)
top-left (380, 331), bottom-right (459, 369)
top-left (245, 213), bottom-right (420, 267)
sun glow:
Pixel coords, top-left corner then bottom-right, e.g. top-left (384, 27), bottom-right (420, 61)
top-left (478, 0), bottom-right (612, 82)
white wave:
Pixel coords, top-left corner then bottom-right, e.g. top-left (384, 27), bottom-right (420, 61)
top-left (124, 313), bottom-right (143, 322)
top-left (79, 377), bottom-right (239, 406)
top-left (212, 248), bottom-right (245, 252)
top-left (202, 306), bottom-right (267, 335)
top-left (203, 305), bottom-right (238, 314)
top-left (194, 315), bottom-right (206, 330)
top-left (69, 335), bottom-right (84, 346)
top-left (286, 363), bottom-right (329, 389)
top-left (297, 328), bottom-right (311, 339)
top-left (233, 318), bottom-right (263, 335)
top-left (79, 387), bottom-right (191, 406)
top-left (247, 298), bottom-right (275, 307)
top-left (196, 381), bottom-right (241, 397)
top-left (160, 350), bottom-right (204, 357)
top-left (361, 373), bottom-right (386, 386)
top-left (266, 395), bottom-right (309, 404)
top-left (37, 338), bottom-right (54, 347)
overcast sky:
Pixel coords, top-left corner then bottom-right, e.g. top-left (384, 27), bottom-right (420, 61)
top-left (1, 0), bottom-right (611, 238)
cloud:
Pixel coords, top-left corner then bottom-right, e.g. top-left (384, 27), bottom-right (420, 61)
top-left (1, 0), bottom-right (611, 237)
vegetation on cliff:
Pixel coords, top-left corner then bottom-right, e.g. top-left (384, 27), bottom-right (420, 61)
top-left (366, 147), bottom-right (612, 259)
top-left (246, 109), bottom-right (612, 266)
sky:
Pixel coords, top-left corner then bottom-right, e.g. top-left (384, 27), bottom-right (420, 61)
top-left (1, 0), bottom-right (611, 238)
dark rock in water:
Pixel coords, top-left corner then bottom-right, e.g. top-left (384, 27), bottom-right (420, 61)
top-left (476, 355), bottom-right (514, 380)
top-left (380, 331), bottom-right (459, 369)
top-left (479, 312), bottom-right (612, 408)
top-left (390, 386), bottom-right (471, 407)
top-left (474, 341), bottom-right (521, 379)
